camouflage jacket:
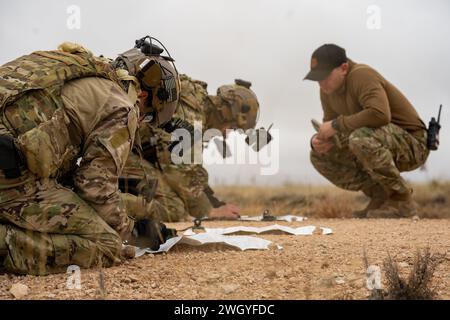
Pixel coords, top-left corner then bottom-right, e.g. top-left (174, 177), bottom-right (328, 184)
top-left (0, 45), bottom-right (140, 237)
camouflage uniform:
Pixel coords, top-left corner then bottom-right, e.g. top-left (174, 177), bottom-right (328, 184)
top-left (308, 58), bottom-right (429, 216)
top-left (122, 151), bottom-right (211, 222)
top-left (0, 47), bottom-right (139, 275)
top-left (121, 74), bottom-right (214, 222)
top-left (311, 124), bottom-right (429, 200)
top-left (160, 74), bottom-right (213, 221)
top-left (122, 74), bottom-right (260, 222)
top-left (175, 74), bottom-right (209, 128)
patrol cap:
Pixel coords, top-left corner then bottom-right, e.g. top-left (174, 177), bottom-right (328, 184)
top-left (304, 44), bottom-right (347, 81)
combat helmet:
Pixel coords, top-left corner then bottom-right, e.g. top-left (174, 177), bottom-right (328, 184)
top-left (113, 36), bottom-right (180, 126)
top-left (214, 79), bottom-right (259, 130)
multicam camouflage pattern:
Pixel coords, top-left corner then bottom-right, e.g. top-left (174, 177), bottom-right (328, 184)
top-left (0, 180), bottom-right (122, 275)
top-left (0, 43), bottom-right (122, 117)
top-left (117, 74), bottom-right (214, 222)
top-left (310, 123), bottom-right (429, 198)
top-left (17, 107), bottom-right (80, 179)
top-left (0, 46), bottom-right (138, 274)
top-left (113, 47), bottom-right (180, 126)
top-left (175, 75), bottom-right (260, 132)
top-left (216, 81), bottom-right (259, 130)
top-left (59, 77), bottom-right (137, 237)
top-left (159, 163), bottom-right (211, 220)
top-left (175, 74), bottom-right (208, 128)
top-left (139, 123), bottom-right (174, 166)
top-left (122, 75), bottom-right (261, 222)
top-left (122, 151), bottom-right (211, 223)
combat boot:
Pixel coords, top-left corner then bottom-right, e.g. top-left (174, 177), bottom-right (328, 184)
top-left (366, 196), bottom-right (418, 219)
top-left (352, 185), bottom-right (388, 218)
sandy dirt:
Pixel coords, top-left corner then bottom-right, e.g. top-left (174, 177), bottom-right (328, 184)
top-left (1, 218), bottom-right (449, 300)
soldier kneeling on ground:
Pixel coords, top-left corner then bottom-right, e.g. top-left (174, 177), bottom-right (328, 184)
top-left (0, 36), bottom-right (178, 275)
top-left (120, 75), bottom-right (261, 222)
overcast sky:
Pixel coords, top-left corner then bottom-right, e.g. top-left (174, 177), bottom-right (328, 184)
top-left (1, 0), bottom-right (449, 185)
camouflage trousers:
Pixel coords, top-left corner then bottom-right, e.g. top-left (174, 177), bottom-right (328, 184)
top-left (310, 124), bottom-right (429, 198)
top-left (0, 179), bottom-right (122, 275)
top-left (159, 163), bottom-right (212, 221)
top-left (122, 153), bottom-right (211, 222)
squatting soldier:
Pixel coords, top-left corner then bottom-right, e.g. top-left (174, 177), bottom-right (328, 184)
top-left (0, 38), bottom-right (179, 275)
top-left (121, 75), bottom-right (260, 222)
top-left (304, 44), bottom-right (429, 218)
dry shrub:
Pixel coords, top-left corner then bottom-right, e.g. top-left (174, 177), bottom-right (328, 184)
top-left (382, 248), bottom-right (446, 300)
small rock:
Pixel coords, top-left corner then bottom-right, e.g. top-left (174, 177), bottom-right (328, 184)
top-left (206, 273), bottom-right (221, 283)
top-left (399, 262), bottom-right (409, 268)
top-left (313, 228), bottom-right (322, 235)
top-left (10, 283), bottom-right (29, 299)
top-left (335, 277), bottom-right (346, 285)
top-left (121, 246), bottom-right (136, 259)
top-left (317, 278), bottom-right (334, 288)
top-left (265, 270), bottom-right (277, 279)
top-left (151, 282), bottom-right (158, 289)
top-left (85, 288), bottom-right (95, 295)
top-left (222, 284), bottom-right (240, 294)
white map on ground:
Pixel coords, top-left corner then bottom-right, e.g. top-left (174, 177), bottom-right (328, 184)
top-left (134, 224), bottom-right (333, 257)
top-left (184, 225), bottom-right (333, 236)
top-left (134, 234), bottom-right (273, 257)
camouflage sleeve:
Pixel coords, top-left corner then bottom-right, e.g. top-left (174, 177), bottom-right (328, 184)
top-left (66, 81), bottom-right (138, 238)
top-left (138, 124), bottom-right (173, 165)
top-left (185, 191), bottom-right (213, 218)
top-left (163, 164), bottom-right (209, 198)
top-left (120, 192), bottom-right (153, 221)
top-left (204, 184), bottom-right (226, 208)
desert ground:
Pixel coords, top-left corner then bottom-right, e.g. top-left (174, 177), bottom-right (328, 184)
top-left (1, 182), bottom-right (449, 300)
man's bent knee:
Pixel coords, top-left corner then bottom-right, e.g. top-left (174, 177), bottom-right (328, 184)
top-left (348, 127), bottom-right (375, 149)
